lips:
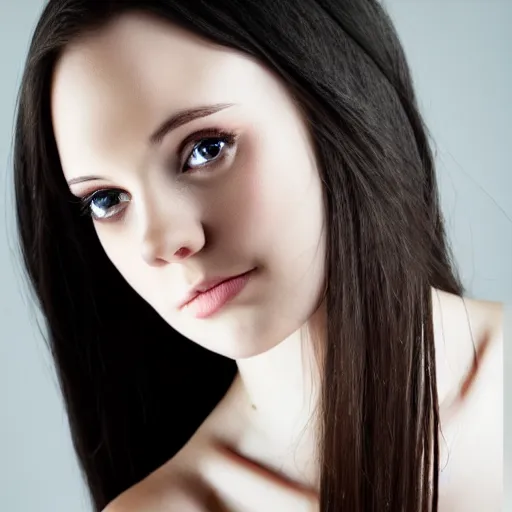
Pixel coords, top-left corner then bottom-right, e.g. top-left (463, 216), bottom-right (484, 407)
top-left (178, 268), bottom-right (255, 319)
top-left (177, 269), bottom-right (255, 310)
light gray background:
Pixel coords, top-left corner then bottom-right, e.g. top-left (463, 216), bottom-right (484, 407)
top-left (1, 1), bottom-right (510, 511)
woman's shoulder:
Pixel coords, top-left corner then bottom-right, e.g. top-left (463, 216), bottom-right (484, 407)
top-left (434, 289), bottom-right (503, 511)
top-left (433, 289), bottom-right (503, 413)
top-left (102, 382), bottom-right (241, 511)
top-left (431, 289), bottom-right (500, 400)
top-left (101, 432), bottom-right (216, 511)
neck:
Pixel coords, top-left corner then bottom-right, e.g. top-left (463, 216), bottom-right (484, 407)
top-left (228, 302), bottom-right (326, 487)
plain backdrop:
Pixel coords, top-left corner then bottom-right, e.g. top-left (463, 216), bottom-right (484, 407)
top-left (1, 1), bottom-right (510, 511)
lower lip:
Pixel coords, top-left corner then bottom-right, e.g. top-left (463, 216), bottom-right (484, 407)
top-left (182, 269), bottom-right (255, 319)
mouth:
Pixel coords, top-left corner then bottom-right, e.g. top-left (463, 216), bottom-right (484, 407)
top-left (180, 268), bottom-right (256, 319)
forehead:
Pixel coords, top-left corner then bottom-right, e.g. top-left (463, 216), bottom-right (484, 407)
top-left (52, 11), bottom-right (259, 105)
top-left (50, 12), bottom-right (277, 175)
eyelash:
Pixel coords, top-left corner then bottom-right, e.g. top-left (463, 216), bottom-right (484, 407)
top-left (78, 128), bottom-right (238, 221)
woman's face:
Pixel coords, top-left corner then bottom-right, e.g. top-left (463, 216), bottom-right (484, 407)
top-left (51, 12), bottom-right (326, 359)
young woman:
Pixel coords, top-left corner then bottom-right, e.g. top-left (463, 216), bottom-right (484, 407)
top-left (13, 1), bottom-right (503, 511)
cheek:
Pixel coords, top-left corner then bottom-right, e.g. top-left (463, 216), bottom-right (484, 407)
top-left (217, 134), bottom-right (290, 251)
top-left (241, 136), bottom-right (325, 269)
top-left (199, 135), bottom-right (278, 258)
top-left (230, 147), bottom-right (326, 328)
top-left (95, 226), bottom-right (124, 264)
top-left (95, 228), bottom-right (149, 297)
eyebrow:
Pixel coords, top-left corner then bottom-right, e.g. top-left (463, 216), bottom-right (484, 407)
top-left (67, 102), bottom-right (236, 186)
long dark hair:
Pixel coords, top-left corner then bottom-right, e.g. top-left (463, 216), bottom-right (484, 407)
top-left (13, 0), bottom-right (464, 510)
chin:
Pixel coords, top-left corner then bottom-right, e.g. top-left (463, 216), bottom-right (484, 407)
top-left (200, 335), bottom-right (280, 361)
top-left (163, 300), bottom-right (296, 360)
top-left (170, 319), bottom-right (281, 360)
top-left (224, 341), bottom-right (278, 360)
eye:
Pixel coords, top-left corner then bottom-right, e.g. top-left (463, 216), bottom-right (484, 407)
top-left (182, 129), bottom-right (238, 173)
top-left (80, 189), bottom-right (130, 221)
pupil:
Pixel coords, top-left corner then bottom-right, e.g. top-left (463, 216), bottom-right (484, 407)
top-left (200, 140), bottom-right (222, 159)
top-left (94, 191), bottom-right (117, 209)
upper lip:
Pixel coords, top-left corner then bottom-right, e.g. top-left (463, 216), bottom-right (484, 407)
top-left (177, 269), bottom-right (254, 309)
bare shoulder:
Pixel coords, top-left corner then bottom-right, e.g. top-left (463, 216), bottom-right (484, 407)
top-left (101, 470), bottom-right (200, 512)
top-left (101, 384), bottom-right (240, 512)
top-left (434, 289), bottom-right (503, 512)
top-left (99, 399), bottom-right (213, 511)
top-left (432, 289), bottom-right (502, 403)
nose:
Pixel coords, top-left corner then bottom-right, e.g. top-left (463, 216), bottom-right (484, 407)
top-left (139, 205), bottom-right (206, 267)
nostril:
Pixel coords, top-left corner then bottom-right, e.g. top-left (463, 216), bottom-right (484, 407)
top-left (174, 247), bottom-right (192, 259)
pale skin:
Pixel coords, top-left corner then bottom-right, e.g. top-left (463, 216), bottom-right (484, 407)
top-left (50, 12), bottom-right (504, 512)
